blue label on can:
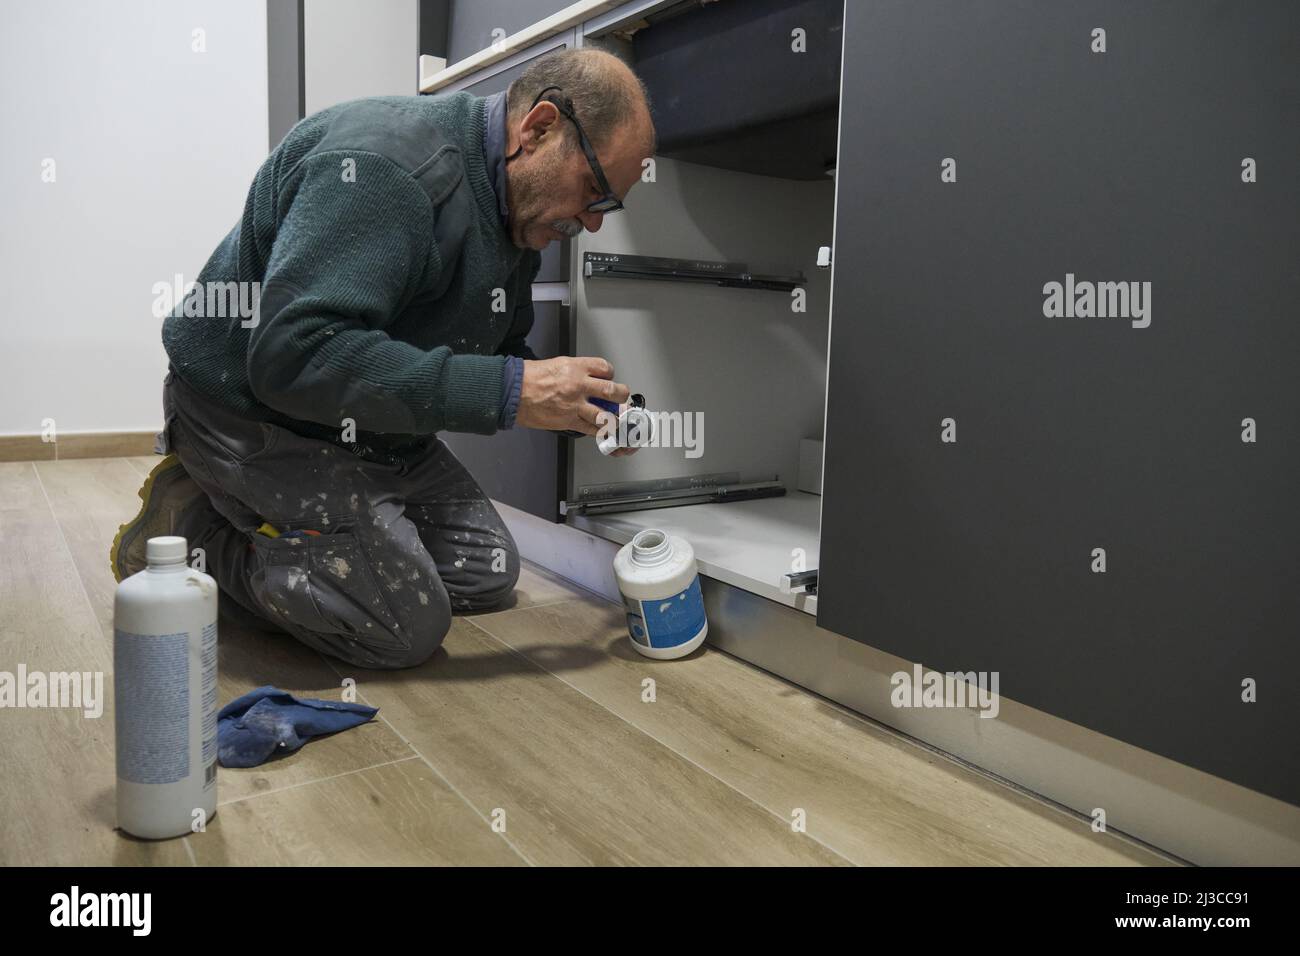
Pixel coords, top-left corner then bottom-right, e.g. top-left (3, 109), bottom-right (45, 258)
top-left (624, 575), bottom-right (706, 649)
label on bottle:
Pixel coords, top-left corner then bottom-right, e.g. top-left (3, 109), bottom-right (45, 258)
top-left (624, 575), bottom-right (706, 649)
top-left (114, 630), bottom-right (190, 784)
top-left (200, 621), bottom-right (218, 788)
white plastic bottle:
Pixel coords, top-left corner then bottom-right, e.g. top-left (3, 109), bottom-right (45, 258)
top-left (113, 535), bottom-right (218, 839)
top-left (613, 529), bottom-right (708, 660)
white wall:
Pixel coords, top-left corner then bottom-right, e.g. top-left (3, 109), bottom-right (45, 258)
top-left (0, 0), bottom-right (268, 435)
top-left (304, 0), bottom-right (416, 114)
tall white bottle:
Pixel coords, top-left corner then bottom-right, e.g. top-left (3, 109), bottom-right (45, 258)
top-left (113, 535), bottom-right (218, 839)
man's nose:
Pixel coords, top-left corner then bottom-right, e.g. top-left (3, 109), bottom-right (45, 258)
top-left (577, 210), bottom-right (604, 233)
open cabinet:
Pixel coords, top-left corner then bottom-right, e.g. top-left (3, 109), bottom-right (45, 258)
top-left (438, 0), bottom-right (842, 615)
top-left (564, 0), bottom-right (840, 614)
top-left (564, 153), bottom-right (833, 611)
top-left (421, 0), bottom-right (1300, 853)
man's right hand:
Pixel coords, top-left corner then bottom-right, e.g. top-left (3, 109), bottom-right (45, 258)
top-left (515, 356), bottom-right (630, 435)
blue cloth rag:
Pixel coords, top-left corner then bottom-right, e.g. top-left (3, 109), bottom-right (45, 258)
top-left (217, 685), bottom-right (378, 768)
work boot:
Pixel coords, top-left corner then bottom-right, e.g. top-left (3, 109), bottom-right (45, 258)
top-left (109, 454), bottom-right (210, 582)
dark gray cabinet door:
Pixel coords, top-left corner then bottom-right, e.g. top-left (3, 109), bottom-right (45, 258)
top-left (431, 48), bottom-right (573, 523)
top-left (818, 1), bottom-right (1299, 804)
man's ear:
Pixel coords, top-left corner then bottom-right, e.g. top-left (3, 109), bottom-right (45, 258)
top-left (519, 101), bottom-right (563, 152)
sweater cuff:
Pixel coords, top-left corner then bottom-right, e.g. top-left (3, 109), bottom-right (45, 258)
top-left (497, 356), bottom-right (524, 430)
top-left (437, 353), bottom-right (509, 435)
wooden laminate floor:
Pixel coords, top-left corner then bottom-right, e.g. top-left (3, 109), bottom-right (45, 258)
top-left (0, 457), bottom-right (1176, 866)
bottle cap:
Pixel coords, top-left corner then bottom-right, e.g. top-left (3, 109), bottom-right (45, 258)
top-left (146, 535), bottom-right (188, 565)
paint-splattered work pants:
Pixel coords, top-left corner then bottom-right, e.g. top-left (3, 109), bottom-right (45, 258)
top-left (160, 369), bottom-right (521, 669)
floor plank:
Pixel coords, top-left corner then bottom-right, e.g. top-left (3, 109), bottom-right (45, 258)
top-left (124, 455), bottom-right (161, 478)
top-left (470, 595), bottom-right (1174, 866)
top-left (459, 558), bottom-right (592, 615)
top-left (336, 617), bottom-right (850, 865)
top-left (34, 458), bottom-right (147, 636)
top-left (187, 756), bottom-right (525, 866)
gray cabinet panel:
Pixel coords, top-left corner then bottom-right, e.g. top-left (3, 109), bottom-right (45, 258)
top-left (818, 1), bottom-right (1300, 804)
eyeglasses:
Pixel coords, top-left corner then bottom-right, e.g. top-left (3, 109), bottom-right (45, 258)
top-left (529, 85), bottom-right (624, 214)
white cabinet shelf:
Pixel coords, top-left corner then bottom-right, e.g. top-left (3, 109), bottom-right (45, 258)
top-left (569, 491), bottom-right (822, 615)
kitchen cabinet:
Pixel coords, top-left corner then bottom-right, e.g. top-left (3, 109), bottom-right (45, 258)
top-left (424, 0), bottom-right (1300, 809)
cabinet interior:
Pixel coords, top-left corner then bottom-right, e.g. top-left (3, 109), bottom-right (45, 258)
top-left (565, 15), bottom-right (839, 613)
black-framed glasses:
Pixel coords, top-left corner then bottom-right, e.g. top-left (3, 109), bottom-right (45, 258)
top-left (530, 85), bottom-right (624, 214)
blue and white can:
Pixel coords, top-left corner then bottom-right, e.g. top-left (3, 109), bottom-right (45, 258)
top-left (613, 529), bottom-right (708, 660)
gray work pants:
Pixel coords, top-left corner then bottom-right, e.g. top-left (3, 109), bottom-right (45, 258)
top-left (160, 369), bottom-right (520, 669)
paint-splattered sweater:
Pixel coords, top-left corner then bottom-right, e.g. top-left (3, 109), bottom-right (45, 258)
top-left (162, 92), bottom-right (539, 455)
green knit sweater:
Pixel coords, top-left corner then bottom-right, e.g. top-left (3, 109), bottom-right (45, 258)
top-left (162, 92), bottom-right (540, 452)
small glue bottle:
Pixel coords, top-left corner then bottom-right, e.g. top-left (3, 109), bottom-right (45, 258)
top-left (596, 393), bottom-right (655, 455)
top-left (564, 393), bottom-right (656, 454)
top-left (113, 535), bottom-right (219, 839)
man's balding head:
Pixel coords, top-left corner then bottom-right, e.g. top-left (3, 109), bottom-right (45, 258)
top-left (502, 49), bottom-right (655, 250)
top-left (508, 49), bottom-right (655, 156)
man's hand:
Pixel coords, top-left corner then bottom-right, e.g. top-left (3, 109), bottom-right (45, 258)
top-left (516, 356), bottom-right (631, 435)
